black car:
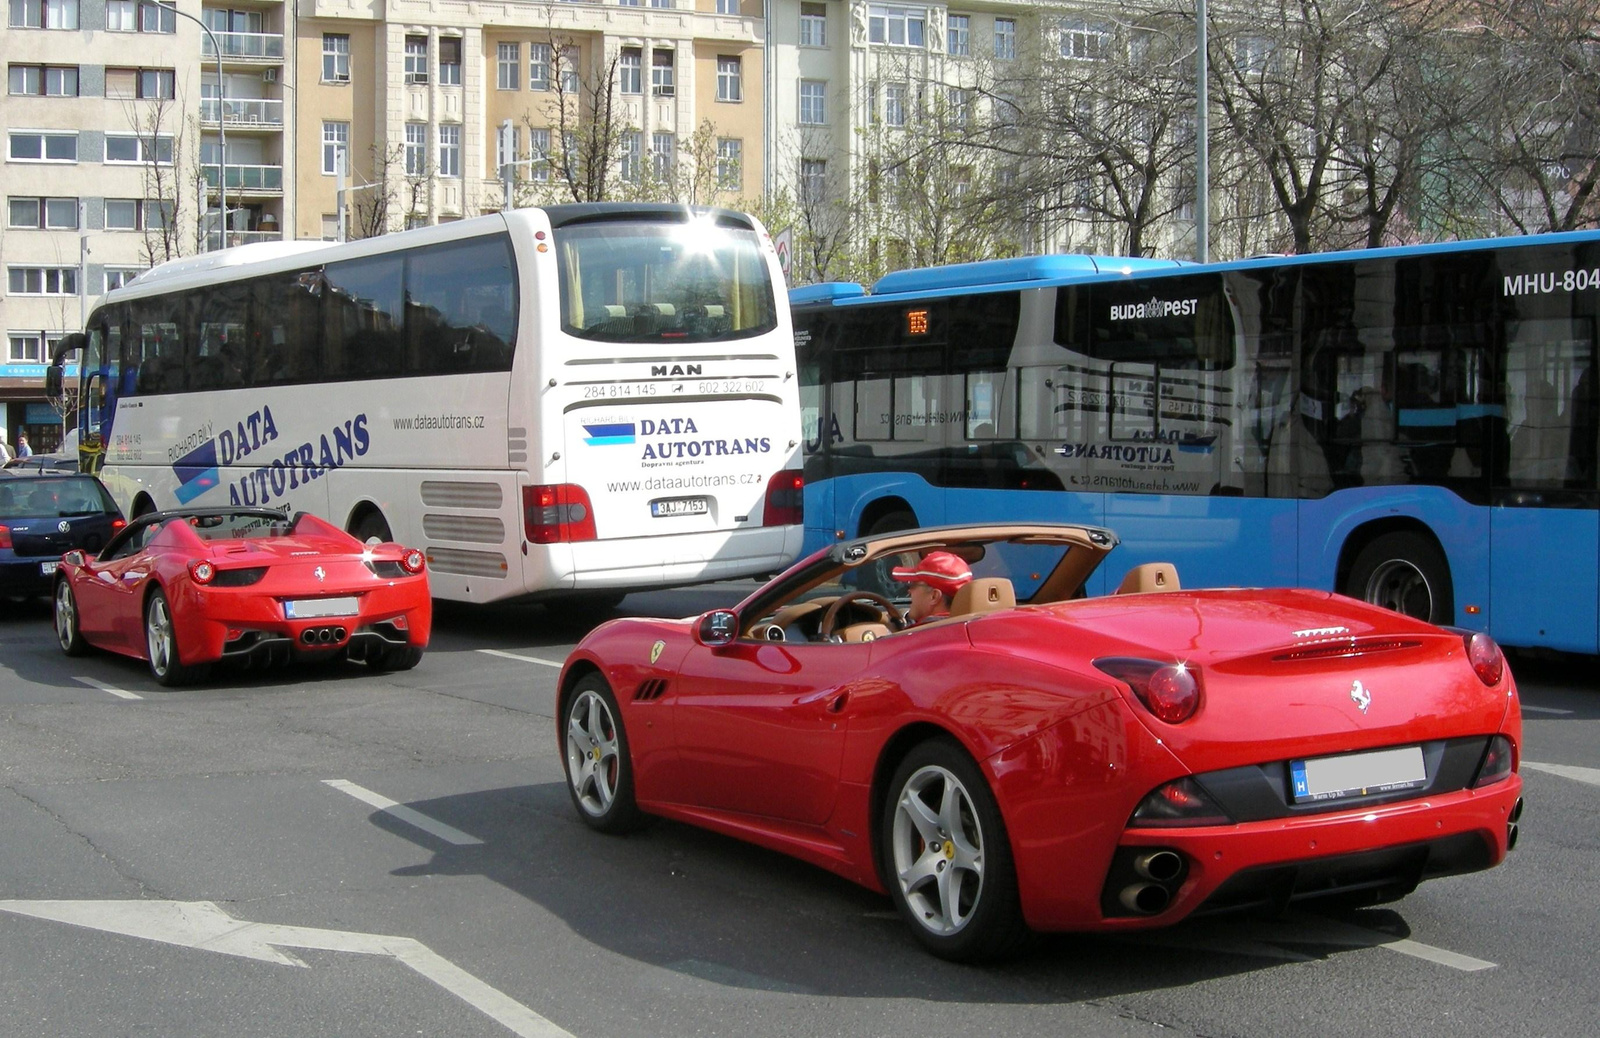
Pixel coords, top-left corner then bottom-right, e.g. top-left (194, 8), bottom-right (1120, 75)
top-left (0, 474), bottom-right (125, 599)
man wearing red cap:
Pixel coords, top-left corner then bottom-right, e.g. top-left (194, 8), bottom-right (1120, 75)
top-left (891, 550), bottom-right (973, 625)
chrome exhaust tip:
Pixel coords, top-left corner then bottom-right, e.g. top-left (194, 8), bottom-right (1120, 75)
top-left (1133, 850), bottom-right (1184, 883)
top-left (1507, 823), bottom-right (1519, 851)
top-left (1118, 883), bottom-right (1171, 915)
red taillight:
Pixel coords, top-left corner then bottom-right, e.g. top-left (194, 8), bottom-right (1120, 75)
top-left (1096, 657), bottom-right (1202, 724)
top-left (111, 518), bottom-right (126, 530)
top-left (1473, 735), bottom-right (1515, 787)
top-left (523, 484), bottom-right (597, 544)
top-left (0, 525), bottom-right (11, 550)
top-left (389, 614), bottom-right (409, 631)
top-left (1130, 778), bottom-right (1233, 827)
top-left (400, 549), bottom-right (426, 574)
top-left (763, 469), bottom-right (804, 526)
top-left (190, 560), bottom-right (215, 584)
top-left (1465, 631), bottom-right (1505, 686)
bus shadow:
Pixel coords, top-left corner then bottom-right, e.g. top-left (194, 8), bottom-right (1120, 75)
top-left (363, 781), bottom-right (1419, 1004)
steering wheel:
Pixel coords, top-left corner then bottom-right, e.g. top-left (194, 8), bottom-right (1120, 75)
top-left (818, 591), bottom-right (906, 640)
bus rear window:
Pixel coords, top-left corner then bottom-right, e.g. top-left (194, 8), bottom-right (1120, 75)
top-left (556, 220), bottom-right (777, 343)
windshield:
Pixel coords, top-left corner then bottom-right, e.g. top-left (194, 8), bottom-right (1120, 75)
top-left (556, 218), bottom-right (777, 343)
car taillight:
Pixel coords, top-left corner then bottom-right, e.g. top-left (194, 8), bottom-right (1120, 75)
top-left (1465, 631), bottom-right (1505, 686)
top-left (1095, 657), bottom-right (1202, 723)
top-left (211, 566), bottom-right (267, 587)
top-left (1130, 778), bottom-right (1233, 827)
top-left (1472, 735), bottom-right (1515, 787)
top-left (523, 484), bottom-right (597, 544)
top-left (0, 525), bottom-right (11, 549)
top-left (763, 469), bottom-right (804, 526)
top-left (111, 518), bottom-right (126, 530)
top-left (190, 560), bottom-right (215, 584)
top-left (400, 549), bottom-right (426, 574)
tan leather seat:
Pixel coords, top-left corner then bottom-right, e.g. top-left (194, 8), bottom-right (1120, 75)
top-left (950, 577), bottom-right (1016, 616)
top-left (1115, 563), bottom-right (1180, 594)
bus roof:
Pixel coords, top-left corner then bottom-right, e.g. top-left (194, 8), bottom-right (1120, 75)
top-left (129, 241), bottom-right (338, 289)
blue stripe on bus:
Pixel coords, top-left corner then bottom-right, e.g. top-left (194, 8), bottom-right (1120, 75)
top-left (173, 469), bottom-right (219, 503)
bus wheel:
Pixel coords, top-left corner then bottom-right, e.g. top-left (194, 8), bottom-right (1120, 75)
top-left (861, 510), bottom-right (917, 594)
top-left (351, 510), bottom-right (392, 545)
top-left (1345, 531), bottom-right (1454, 625)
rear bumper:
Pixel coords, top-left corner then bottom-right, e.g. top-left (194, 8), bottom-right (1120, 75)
top-left (0, 556), bottom-right (60, 596)
top-left (549, 524), bottom-right (804, 591)
top-left (171, 581), bottom-right (431, 666)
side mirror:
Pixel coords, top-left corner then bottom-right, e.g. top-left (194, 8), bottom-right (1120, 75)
top-left (62, 550), bottom-right (85, 567)
top-left (44, 365), bottom-right (63, 400)
top-left (695, 609), bottom-right (739, 647)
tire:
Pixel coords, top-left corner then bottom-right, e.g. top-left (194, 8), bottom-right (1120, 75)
top-left (368, 644), bottom-right (424, 672)
top-left (144, 589), bottom-right (208, 687)
top-left (563, 674), bottom-right (647, 834)
top-left (1344, 531), bottom-right (1454, 625)
top-left (350, 510), bottom-right (393, 545)
top-left (54, 579), bottom-right (89, 657)
top-left (880, 737), bottom-right (1030, 962)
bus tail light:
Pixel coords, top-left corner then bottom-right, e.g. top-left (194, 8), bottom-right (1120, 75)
top-left (524, 484), bottom-right (597, 544)
top-left (763, 470), bottom-right (804, 526)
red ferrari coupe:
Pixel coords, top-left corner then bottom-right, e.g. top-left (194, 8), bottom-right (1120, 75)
top-left (53, 507), bottom-right (432, 686)
top-left (557, 523), bottom-right (1524, 961)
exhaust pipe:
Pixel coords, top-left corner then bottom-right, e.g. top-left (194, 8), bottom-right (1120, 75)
top-left (1118, 883), bottom-right (1171, 915)
top-left (1133, 850), bottom-right (1184, 883)
top-left (301, 629), bottom-right (317, 645)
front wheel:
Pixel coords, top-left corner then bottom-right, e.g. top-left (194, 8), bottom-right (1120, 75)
top-left (881, 738), bottom-right (1029, 962)
top-left (563, 675), bottom-right (646, 834)
top-left (54, 579), bottom-right (89, 657)
top-left (145, 589), bottom-right (208, 687)
top-left (1345, 531), bottom-right (1454, 625)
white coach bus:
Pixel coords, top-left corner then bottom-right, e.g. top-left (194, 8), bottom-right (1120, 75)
top-left (50, 204), bottom-right (806, 605)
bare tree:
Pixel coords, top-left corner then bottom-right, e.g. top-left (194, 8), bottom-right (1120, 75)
top-left (120, 95), bottom-right (198, 264)
top-left (350, 142), bottom-right (407, 239)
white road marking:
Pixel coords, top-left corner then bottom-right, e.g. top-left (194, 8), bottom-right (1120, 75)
top-left (1381, 938), bottom-right (1496, 972)
top-left (76, 677), bottom-right (142, 701)
top-left (1521, 705), bottom-right (1574, 716)
top-left (0, 900), bottom-right (573, 1038)
top-left (322, 779), bottom-right (483, 846)
top-left (477, 649), bottom-right (564, 669)
top-left (1522, 761), bottom-right (1600, 787)
top-left (1123, 912), bottom-right (1497, 971)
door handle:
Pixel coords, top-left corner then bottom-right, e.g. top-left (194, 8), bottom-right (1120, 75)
top-left (827, 690), bottom-right (850, 713)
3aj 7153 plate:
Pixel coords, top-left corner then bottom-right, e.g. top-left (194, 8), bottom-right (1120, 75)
top-left (650, 496), bottom-right (708, 518)
top-left (1291, 745), bottom-right (1428, 803)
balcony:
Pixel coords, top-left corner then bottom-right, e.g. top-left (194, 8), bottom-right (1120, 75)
top-left (200, 97), bottom-right (285, 127)
top-left (202, 31), bottom-right (285, 61)
top-left (201, 164), bottom-right (283, 193)
top-left (206, 228), bottom-right (283, 250)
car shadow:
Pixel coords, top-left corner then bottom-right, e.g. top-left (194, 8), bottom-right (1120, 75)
top-left (358, 780), bottom-right (1421, 1003)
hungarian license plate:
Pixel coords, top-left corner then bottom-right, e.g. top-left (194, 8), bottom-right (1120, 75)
top-left (650, 496), bottom-right (708, 518)
top-left (40, 561), bottom-right (58, 575)
top-left (284, 596), bottom-right (359, 619)
top-left (1290, 745), bottom-right (1427, 803)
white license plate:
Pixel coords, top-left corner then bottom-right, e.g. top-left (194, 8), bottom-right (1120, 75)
top-left (650, 496), bottom-right (708, 518)
top-left (284, 596), bottom-right (359, 619)
top-left (40, 561), bottom-right (58, 575)
top-left (1290, 745), bottom-right (1427, 803)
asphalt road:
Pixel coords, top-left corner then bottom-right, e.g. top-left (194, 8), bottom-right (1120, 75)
top-left (0, 586), bottom-right (1595, 1038)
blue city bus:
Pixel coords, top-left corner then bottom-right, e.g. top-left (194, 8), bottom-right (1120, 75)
top-left (791, 233), bottom-right (1600, 653)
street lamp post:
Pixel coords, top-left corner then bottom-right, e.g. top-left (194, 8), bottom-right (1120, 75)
top-left (141, 1), bottom-right (226, 250)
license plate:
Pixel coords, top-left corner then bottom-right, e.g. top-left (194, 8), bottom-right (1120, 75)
top-left (40, 561), bottom-right (58, 575)
top-left (1290, 745), bottom-right (1427, 803)
top-left (650, 496), bottom-right (708, 518)
top-left (284, 596), bottom-right (359, 619)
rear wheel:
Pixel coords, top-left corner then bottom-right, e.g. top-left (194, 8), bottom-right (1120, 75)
top-left (1345, 531), bottom-right (1454, 625)
top-left (563, 674), bottom-right (646, 833)
top-left (368, 644), bottom-right (424, 672)
top-left (350, 510), bottom-right (392, 545)
top-left (54, 579), bottom-right (88, 656)
top-left (145, 589), bottom-right (208, 687)
top-left (881, 738), bottom-right (1030, 962)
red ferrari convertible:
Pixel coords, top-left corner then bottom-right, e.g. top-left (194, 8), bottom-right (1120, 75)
top-left (557, 522), bottom-right (1523, 961)
top-left (54, 507), bottom-right (432, 686)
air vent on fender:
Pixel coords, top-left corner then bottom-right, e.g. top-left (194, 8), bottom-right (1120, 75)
top-left (634, 678), bottom-right (670, 701)
top-left (1271, 638), bottom-right (1423, 663)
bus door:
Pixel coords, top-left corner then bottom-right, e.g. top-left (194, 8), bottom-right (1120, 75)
top-left (1488, 319), bottom-right (1600, 653)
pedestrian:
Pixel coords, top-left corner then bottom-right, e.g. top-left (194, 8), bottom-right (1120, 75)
top-left (891, 550), bottom-right (973, 625)
top-left (15, 432), bottom-right (31, 459)
top-left (0, 431), bottom-right (11, 464)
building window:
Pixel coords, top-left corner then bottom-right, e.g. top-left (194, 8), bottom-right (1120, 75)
top-left (716, 0), bottom-right (736, 11)
top-left (138, 0), bottom-right (173, 32)
top-left (868, 5), bottom-right (925, 48)
top-left (651, 49), bottom-right (674, 96)
top-left (716, 56), bottom-right (742, 102)
top-left (884, 82), bottom-right (906, 127)
top-left (405, 214), bottom-right (428, 231)
top-left (799, 2), bottom-right (826, 46)
top-left (9, 0), bottom-right (79, 29)
top-left (105, 0), bottom-right (133, 30)
top-left (559, 46), bottom-right (580, 94)
top-left (798, 79), bottom-right (826, 125)
top-left (439, 37), bottom-right (462, 85)
top-left (9, 131), bottom-right (77, 162)
top-left (103, 199), bottom-right (171, 231)
top-left (138, 68), bottom-right (175, 99)
top-left (800, 158), bottom-right (826, 204)
top-left (993, 17), bottom-right (1015, 60)
top-left (103, 133), bottom-right (171, 163)
top-left (438, 124), bottom-right (461, 177)
top-left (619, 48), bottom-right (641, 94)
top-left (994, 93), bottom-right (1019, 134)
top-left (497, 42), bottom-right (520, 89)
top-left (496, 124), bottom-right (519, 175)
top-left (405, 36), bottom-right (428, 83)
top-left (617, 0), bottom-right (639, 6)
top-left (7, 267), bottom-right (78, 296)
top-left (651, 131), bottom-right (673, 179)
top-left (104, 268), bottom-right (142, 292)
top-left (1235, 36), bottom-right (1275, 74)
top-left (323, 34), bottom-right (350, 82)
top-left (8, 334), bottom-right (45, 362)
top-left (947, 85), bottom-right (970, 126)
top-left (529, 42), bottom-right (550, 91)
top-left (404, 122), bottom-right (427, 175)
top-left (650, 0), bottom-right (674, 8)
top-left (528, 127), bottom-right (550, 181)
top-left (321, 213), bottom-right (339, 241)
top-left (8, 65), bottom-right (79, 96)
top-left (620, 130), bottom-right (641, 182)
top-left (1059, 19), bottom-right (1110, 60)
top-left (716, 137), bottom-right (741, 190)
top-left (322, 121), bottom-right (348, 175)
top-left (7, 196), bottom-right (77, 228)
top-left (947, 14), bottom-right (969, 56)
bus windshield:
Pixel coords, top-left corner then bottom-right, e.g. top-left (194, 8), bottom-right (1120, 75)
top-left (556, 219), bottom-right (777, 343)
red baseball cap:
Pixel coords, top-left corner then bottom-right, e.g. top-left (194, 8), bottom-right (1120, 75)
top-left (891, 551), bottom-right (973, 597)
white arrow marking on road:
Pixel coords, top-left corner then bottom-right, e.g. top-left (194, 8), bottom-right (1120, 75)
top-left (477, 649), bottom-right (564, 669)
top-left (0, 900), bottom-right (574, 1038)
top-left (323, 779), bottom-right (484, 846)
top-left (1522, 761), bottom-right (1600, 787)
top-left (76, 677), bottom-right (142, 700)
